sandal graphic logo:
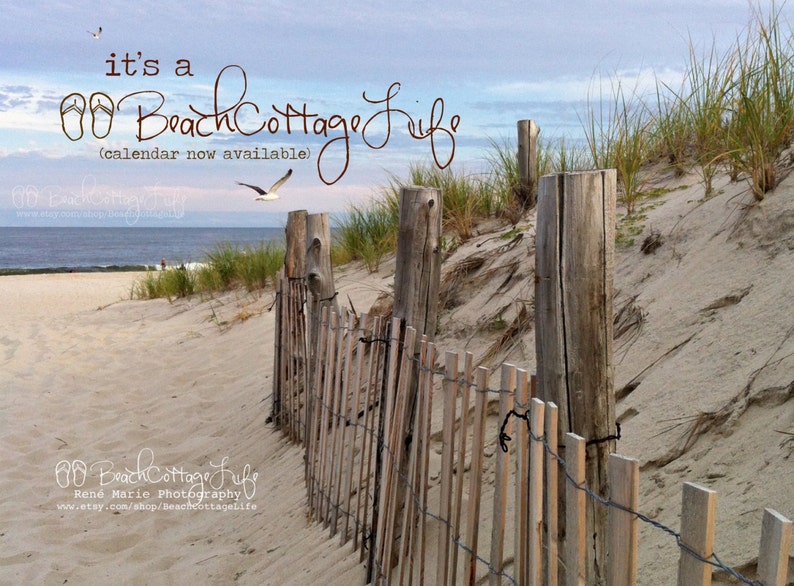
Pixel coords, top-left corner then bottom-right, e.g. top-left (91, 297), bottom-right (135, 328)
top-left (55, 459), bottom-right (88, 488)
top-left (60, 92), bottom-right (114, 141)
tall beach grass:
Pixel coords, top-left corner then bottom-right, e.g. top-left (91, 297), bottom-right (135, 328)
top-left (132, 241), bottom-right (284, 300)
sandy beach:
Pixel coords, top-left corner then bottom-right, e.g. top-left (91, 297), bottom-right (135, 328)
top-left (1, 167), bottom-right (793, 585)
top-left (0, 269), bottom-right (380, 585)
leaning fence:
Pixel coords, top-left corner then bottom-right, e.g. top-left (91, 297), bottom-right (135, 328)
top-left (270, 272), bottom-right (792, 586)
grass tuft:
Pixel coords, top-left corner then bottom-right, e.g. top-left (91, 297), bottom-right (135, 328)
top-left (132, 240), bottom-right (284, 301)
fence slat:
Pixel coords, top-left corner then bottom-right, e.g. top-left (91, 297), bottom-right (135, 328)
top-left (341, 313), bottom-right (368, 545)
top-left (418, 342), bottom-right (436, 583)
top-left (465, 367), bottom-right (489, 585)
top-left (436, 351), bottom-right (458, 586)
top-left (514, 369), bottom-right (530, 586)
top-left (358, 316), bottom-right (384, 559)
top-left (373, 318), bottom-right (403, 583)
top-left (677, 482), bottom-right (716, 586)
top-left (327, 308), bottom-right (348, 532)
top-left (545, 401), bottom-right (559, 586)
top-left (308, 305), bottom-right (330, 519)
top-left (292, 280), bottom-right (304, 442)
top-left (490, 363), bottom-right (516, 586)
top-left (295, 281), bottom-right (309, 445)
top-left (565, 433), bottom-right (586, 586)
top-left (319, 310), bottom-right (340, 526)
top-left (331, 311), bottom-right (356, 536)
top-left (399, 336), bottom-right (428, 584)
top-left (450, 352), bottom-right (474, 586)
top-left (607, 454), bottom-right (640, 586)
top-left (380, 326), bottom-right (417, 580)
top-left (286, 280), bottom-right (296, 441)
top-left (272, 270), bottom-right (283, 426)
top-left (279, 275), bottom-right (290, 436)
top-left (528, 398), bottom-right (545, 586)
top-left (758, 508), bottom-right (793, 586)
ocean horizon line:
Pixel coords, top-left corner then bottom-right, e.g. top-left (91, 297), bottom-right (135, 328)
top-left (0, 226), bottom-right (287, 272)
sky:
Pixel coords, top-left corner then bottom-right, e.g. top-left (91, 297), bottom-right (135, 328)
top-left (0, 0), bottom-right (789, 227)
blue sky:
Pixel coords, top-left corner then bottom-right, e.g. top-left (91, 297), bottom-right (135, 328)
top-left (0, 1), bottom-right (787, 226)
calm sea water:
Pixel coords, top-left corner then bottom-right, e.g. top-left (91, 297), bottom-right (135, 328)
top-left (0, 227), bottom-right (284, 273)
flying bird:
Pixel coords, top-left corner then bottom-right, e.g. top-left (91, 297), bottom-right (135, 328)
top-left (237, 169), bottom-right (293, 201)
top-left (87, 27), bottom-right (102, 40)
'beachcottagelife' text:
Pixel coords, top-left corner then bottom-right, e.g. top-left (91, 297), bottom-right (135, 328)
top-left (74, 57), bottom-right (461, 185)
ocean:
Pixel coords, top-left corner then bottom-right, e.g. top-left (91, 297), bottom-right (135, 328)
top-left (0, 227), bottom-right (284, 273)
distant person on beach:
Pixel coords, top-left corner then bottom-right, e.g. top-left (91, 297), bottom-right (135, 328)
top-left (161, 258), bottom-right (166, 270)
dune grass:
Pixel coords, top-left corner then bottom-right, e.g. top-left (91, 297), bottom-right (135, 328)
top-left (332, 194), bottom-right (399, 272)
top-left (583, 77), bottom-right (658, 215)
top-left (336, 3), bottom-right (794, 270)
top-left (132, 241), bottom-right (284, 301)
top-left (610, 4), bottom-right (793, 203)
top-left (333, 159), bottom-right (505, 272)
top-left (726, 4), bottom-right (794, 199)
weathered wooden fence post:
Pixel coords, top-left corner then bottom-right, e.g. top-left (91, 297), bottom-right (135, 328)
top-left (393, 186), bottom-right (443, 340)
top-left (305, 212), bottom-right (337, 476)
top-left (285, 209), bottom-right (307, 279)
top-left (305, 212), bottom-right (338, 369)
top-left (535, 169), bottom-right (617, 585)
top-left (517, 120), bottom-right (540, 209)
top-left (388, 185), bottom-right (442, 570)
top-left (271, 210), bottom-right (308, 427)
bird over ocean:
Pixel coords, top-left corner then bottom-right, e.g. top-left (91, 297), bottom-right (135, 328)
top-left (236, 169), bottom-right (293, 201)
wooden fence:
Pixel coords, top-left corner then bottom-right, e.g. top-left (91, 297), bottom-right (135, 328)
top-left (271, 274), bottom-right (793, 586)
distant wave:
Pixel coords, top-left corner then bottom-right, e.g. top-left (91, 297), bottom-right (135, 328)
top-left (0, 265), bottom-right (155, 276)
top-left (0, 226), bottom-right (284, 274)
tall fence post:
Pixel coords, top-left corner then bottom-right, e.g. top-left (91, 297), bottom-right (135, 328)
top-left (388, 185), bottom-right (443, 570)
top-left (287, 210), bottom-right (308, 441)
top-left (271, 209), bottom-right (308, 427)
top-left (535, 169), bottom-right (617, 584)
top-left (285, 209), bottom-right (308, 278)
top-left (305, 212), bottom-right (338, 376)
top-left (517, 119), bottom-right (540, 209)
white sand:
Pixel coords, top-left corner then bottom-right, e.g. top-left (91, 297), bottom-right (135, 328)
top-left (0, 269), bottom-right (379, 585)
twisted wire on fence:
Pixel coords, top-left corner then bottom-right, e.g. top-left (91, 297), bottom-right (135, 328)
top-left (274, 280), bottom-right (763, 586)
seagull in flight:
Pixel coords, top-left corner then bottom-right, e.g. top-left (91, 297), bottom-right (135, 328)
top-left (237, 169), bottom-right (293, 201)
top-left (87, 26), bottom-right (102, 40)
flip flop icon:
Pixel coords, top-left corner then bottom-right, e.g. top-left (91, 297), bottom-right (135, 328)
top-left (71, 460), bottom-right (87, 487)
top-left (89, 92), bottom-right (114, 139)
top-left (55, 460), bottom-right (71, 488)
top-left (60, 93), bottom-right (85, 141)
